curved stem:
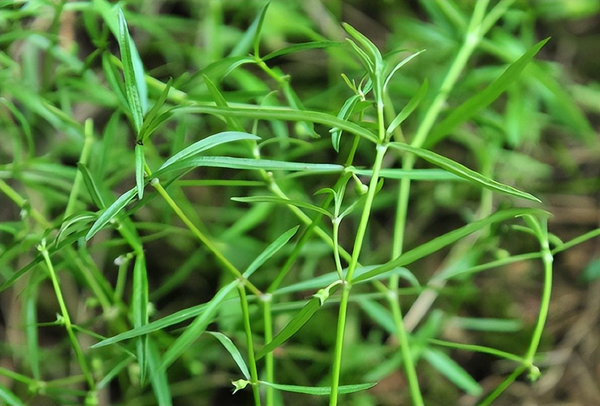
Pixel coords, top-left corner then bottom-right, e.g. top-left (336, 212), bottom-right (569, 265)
top-left (39, 243), bottom-right (95, 391)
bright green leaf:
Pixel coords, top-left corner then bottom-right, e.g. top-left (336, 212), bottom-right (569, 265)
top-left (207, 332), bottom-right (250, 380)
top-left (85, 188), bottom-right (137, 241)
top-left (388, 143), bottom-right (541, 202)
top-left (160, 132), bottom-right (260, 170)
top-left (259, 380), bottom-right (377, 396)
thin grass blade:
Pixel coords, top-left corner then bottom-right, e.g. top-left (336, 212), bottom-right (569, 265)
top-left (117, 9), bottom-right (144, 134)
top-left (160, 132), bottom-right (260, 170)
top-left (263, 41), bottom-right (343, 61)
top-left (388, 142), bottom-right (541, 202)
top-left (160, 281), bottom-right (238, 372)
top-left (386, 79), bottom-right (429, 135)
top-left (259, 380), bottom-right (377, 396)
top-left (85, 187), bottom-right (137, 241)
top-left (135, 143), bottom-right (145, 200)
top-left (428, 38), bottom-right (550, 146)
top-left (77, 163), bottom-right (106, 208)
top-left (353, 208), bottom-right (546, 283)
top-left (243, 225), bottom-right (299, 279)
top-left (207, 332), bottom-right (251, 380)
top-left (155, 156), bottom-right (344, 178)
top-left (423, 348), bottom-right (483, 395)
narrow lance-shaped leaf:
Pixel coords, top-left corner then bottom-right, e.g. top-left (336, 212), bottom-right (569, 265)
top-left (388, 142), bottom-right (541, 202)
top-left (232, 196), bottom-right (333, 219)
top-left (342, 23), bottom-right (382, 69)
top-left (427, 38), bottom-right (550, 147)
top-left (263, 41), bottom-right (343, 61)
top-left (276, 266), bottom-right (418, 295)
top-left (386, 79), bottom-right (429, 136)
top-left (176, 105), bottom-right (379, 144)
top-left (0, 383), bottom-right (24, 406)
top-left (423, 348), bottom-right (483, 396)
top-left (203, 75), bottom-right (246, 131)
top-left (331, 95), bottom-right (360, 152)
top-left (135, 143), bottom-right (145, 200)
top-left (352, 208), bottom-right (546, 283)
top-left (139, 77), bottom-right (173, 142)
top-left (77, 163), bottom-right (106, 208)
top-left (350, 167), bottom-right (461, 181)
top-left (91, 300), bottom-right (224, 348)
top-left (360, 300), bottom-right (396, 333)
top-left (160, 132), bottom-right (261, 170)
top-left (118, 9), bottom-right (144, 134)
top-left (259, 380), bottom-right (377, 396)
top-left (252, 2), bottom-right (270, 57)
top-left (154, 156), bottom-right (344, 179)
top-left (256, 284), bottom-right (339, 360)
top-left (207, 332), bottom-right (250, 380)
top-left (159, 281), bottom-right (238, 372)
top-left (428, 339), bottom-right (524, 363)
top-left (383, 50), bottom-right (426, 91)
top-left (147, 339), bottom-right (173, 406)
top-left (243, 226), bottom-right (299, 279)
top-left (86, 187), bottom-right (137, 241)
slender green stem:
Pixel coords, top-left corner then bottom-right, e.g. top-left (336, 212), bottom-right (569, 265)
top-left (64, 119), bottom-right (94, 219)
top-left (392, 0), bottom-right (490, 259)
top-left (387, 3), bottom-right (490, 404)
top-left (332, 218), bottom-right (344, 279)
top-left (261, 135), bottom-right (362, 404)
top-left (329, 145), bottom-right (386, 406)
top-left (238, 284), bottom-right (262, 406)
top-left (525, 247), bottom-right (553, 363)
top-left (479, 365), bottom-right (527, 405)
top-left (39, 242), bottom-right (95, 390)
top-left (262, 299), bottom-right (274, 406)
top-left (147, 168), bottom-right (262, 297)
top-left (387, 291), bottom-right (423, 405)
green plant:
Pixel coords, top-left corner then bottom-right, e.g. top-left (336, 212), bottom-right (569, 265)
top-left (1, 1), bottom-right (599, 405)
